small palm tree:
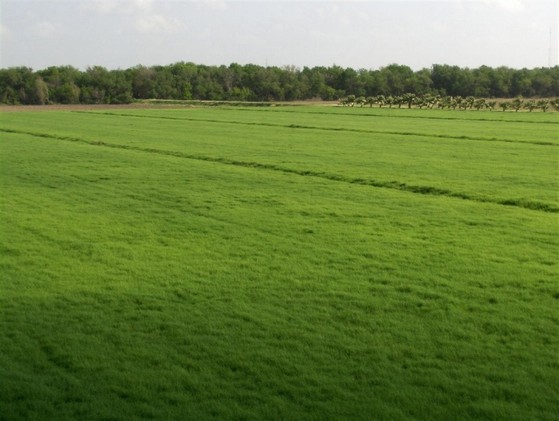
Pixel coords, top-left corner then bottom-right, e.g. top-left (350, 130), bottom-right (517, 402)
top-left (413, 96), bottom-right (426, 109)
top-left (450, 97), bottom-right (459, 110)
top-left (423, 94), bottom-right (437, 109)
top-left (524, 100), bottom-right (536, 112)
top-left (511, 97), bottom-right (523, 112)
top-left (486, 101), bottom-right (497, 111)
top-left (355, 96), bottom-right (366, 107)
top-left (401, 93), bottom-right (415, 109)
top-left (537, 99), bottom-right (550, 112)
top-left (473, 98), bottom-right (486, 111)
top-left (438, 97), bottom-right (450, 109)
top-left (464, 96), bottom-right (476, 110)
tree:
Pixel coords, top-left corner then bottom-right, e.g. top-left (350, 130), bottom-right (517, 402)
top-left (532, 68), bottom-right (555, 97)
top-left (473, 98), bottom-right (486, 111)
top-left (451, 96), bottom-right (462, 110)
top-left (340, 67), bottom-right (364, 96)
top-left (437, 96), bottom-right (450, 109)
top-left (537, 99), bottom-right (550, 112)
top-left (56, 82), bottom-right (80, 104)
top-left (0, 67), bottom-right (50, 104)
top-left (486, 100), bottom-right (497, 111)
top-left (242, 65), bottom-right (282, 101)
top-left (375, 95), bottom-right (386, 108)
top-left (380, 64), bottom-right (414, 96)
top-left (394, 95), bottom-right (404, 108)
top-left (169, 62), bottom-right (198, 100)
top-left (279, 65), bottom-right (303, 100)
top-left (472, 65), bottom-right (492, 97)
top-left (490, 67), bottom-right (513, 97)
top-left (423, 94), bottom-right (439, 109)
top-left (464, 96), bottom-right (476, 110)
top-left (431, 64), bottom-right (474, 96)
top-left (78, 66), bottom-right (116, 103)
top-left (2, 63), bottom-right (558, 105)
top-left (511, 69), bottom-right (534, 97)
top-left (33, 77), bottom-right (49, 104)
top-left (511, 97), bottom-right (524, 112)
top-left (109, 70), bottom-right (133, 103)
top-left (39, 65), bottom-right (81, 103)
top-left (401, 92), bottom-right (415, 109)
top-left (154, 67), bottom-right (179, 99)
top-left (132, 66), bottom-right (156, 99)
top-left (524, 100), bottom-right (536, 112)
top-left (413, 95), bottom-right (426, 109)
top-left (355, 96), bottom-right (366, 107)
top-left (339, 95), bottom-right (356, 107)
top-left (0, 68), bottom-right (22, 103)
top-left (411, 68), bottom-right (433, 95)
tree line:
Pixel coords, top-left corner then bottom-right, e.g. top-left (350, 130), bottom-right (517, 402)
top-left (339, 94), bottom-right (559, 112)
top-left (1, 63), bottom-right (558, 105)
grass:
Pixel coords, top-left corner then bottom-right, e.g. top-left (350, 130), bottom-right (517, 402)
top-left (2, 107), bottom-right (558, 209)
top-left (1, 106), bottom-right (558, 420)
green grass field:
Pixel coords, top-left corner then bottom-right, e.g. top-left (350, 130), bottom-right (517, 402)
top-left (1, 106), bottom-right (558, 420)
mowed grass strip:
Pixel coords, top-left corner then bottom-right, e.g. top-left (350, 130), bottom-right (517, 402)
top-left (1, 108), bottom-right (557, 210)
top-left (1, 122), bottom-right (558, 420)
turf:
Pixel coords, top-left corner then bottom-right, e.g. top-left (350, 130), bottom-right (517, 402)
top-left (1, 106), bottom-right (558, 420)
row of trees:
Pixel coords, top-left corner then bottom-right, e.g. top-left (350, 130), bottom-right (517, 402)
top-left (339, 94), bottom-right (559, 112)
top-left (1, 63), bottom-right (558, 105)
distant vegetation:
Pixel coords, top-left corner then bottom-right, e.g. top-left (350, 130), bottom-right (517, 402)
top-left (339, 94), bottom-right (559, 112)
top-left (0, 63), bottom-right (558, 105)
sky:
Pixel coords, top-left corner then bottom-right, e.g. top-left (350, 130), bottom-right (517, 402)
top-left (1, 0), bottom-right (558, 71)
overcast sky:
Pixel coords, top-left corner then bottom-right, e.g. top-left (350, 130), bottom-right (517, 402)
top-left (1, 0), bottom-right (558, 71)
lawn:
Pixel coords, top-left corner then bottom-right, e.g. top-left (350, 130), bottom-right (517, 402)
top-left (1, 106), bottom-right (558, 420)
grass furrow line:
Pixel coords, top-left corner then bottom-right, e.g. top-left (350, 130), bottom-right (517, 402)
top-left (3, 127), bottom-right (557, 213)
top-left (228, 107), bottom-right (559, 125)
top-left (71, 111), bottom-right (557, 146)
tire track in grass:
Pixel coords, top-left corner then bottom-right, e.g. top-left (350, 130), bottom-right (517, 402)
top-left (2, 127), bottom-right (557, 214)
top-left (71, 111), bottom-right (558, 147)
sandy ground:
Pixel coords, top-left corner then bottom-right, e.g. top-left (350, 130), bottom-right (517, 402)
top-left (0, 103), bottom-right (181, 112)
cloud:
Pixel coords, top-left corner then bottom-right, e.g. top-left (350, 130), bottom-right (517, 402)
top-left (82, 0), bottom-right (118, 14)
top-left (84, 0), bottom-right (226, 13)
top-left (83, 0), bottom-right (153, 14)
top-left (127, 0), bottom-right (156, 14)
top-left (34, 21), bottom-right (61, 37)
top-left (193, 0), bottom-right (228, 11)
top-left (134, 14), bottom-right (183, 33)
top-left (83, 0), bottom-right (184, 34)
top-left (0, 24), bottom-right (10, 37)
top-left (317, 4), bottom-right (339, 18)
top-left (481, 0), bottom-right (527, 13)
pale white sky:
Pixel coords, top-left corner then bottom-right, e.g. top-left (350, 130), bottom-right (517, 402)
top-left (1, 0), bottom-right (558, 70)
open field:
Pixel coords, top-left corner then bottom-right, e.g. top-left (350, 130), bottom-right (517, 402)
top-left (1, 106), bottom-right (558, 419)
